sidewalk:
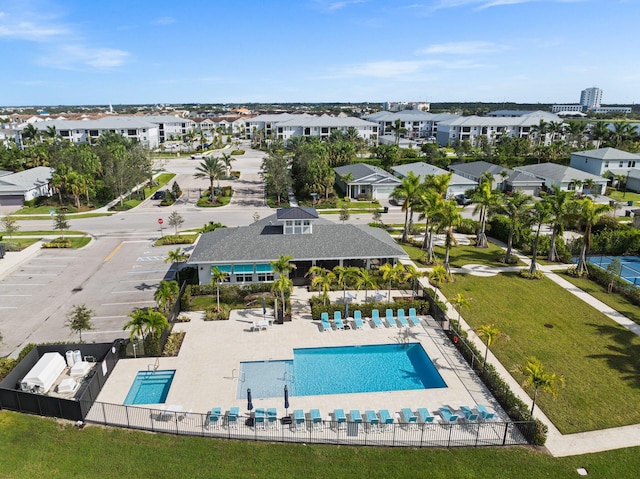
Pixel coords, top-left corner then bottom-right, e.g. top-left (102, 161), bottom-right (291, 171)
top-left (411, 239), bottom-right (640, 457)
top-left (0, 240), bottom-right (45, 281)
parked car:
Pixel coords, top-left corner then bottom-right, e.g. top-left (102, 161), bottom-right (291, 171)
top-left (190, 154), bottom-right (205, 159)
top-left (151, 190), bottom-right (167, 200)
top-left (454, 194), bottom-right (472, 206)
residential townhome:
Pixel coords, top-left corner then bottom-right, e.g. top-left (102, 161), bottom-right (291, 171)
top-left (435, 111), bottom-right (561, 147)
top-left (514, 163), bottom-right (608, 196)
top-left (363, 110), bottom-right (458, 141)
top-left (275, 115), bottom-right (379, 145)
top-left (391, 162), bottom-right (477, 198)
top-left (569, 147), bottom-right (640, 177)
top-left (448, 160), bottom-right (543, 196)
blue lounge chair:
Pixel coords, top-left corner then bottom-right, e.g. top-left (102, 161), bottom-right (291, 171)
top-left (476, 404), bottom-right (495, 421)
top-left (379, 409), bottom-right (394, 430)
top-left (401, 408), bottom-right (418, 429)
top-left (267, 408), bottom-right (278, 428)
top-left (255, 408), bottom-right (266, 429)
top-left (397, 309), bottom-right (409, 327)
top-left (350, 409), bottom-right (363, 423)
top-left (334, 408), bottom-right (347, 430)
top-left (310, 408), bottom-right (323, 430)
top-left (371, 309), bottom-right (383, 328)
top-left (353, 310), bottom-right (364, 329)
top-left (333, 311), bottom-right (345, 330)
top-left (208, 407), bottom-right (222, 429)
top-left (228, 406), bottom-right (240, 429)
top-left (365, 410), bottom-right (380, 432)
top-left (293, 409), bottom-right (306, 431)
top-left (460, 406), bottom-right (479, 422)
top-left (417, 407), bottom-right (434, 425)
top-left (408, 308), bottom-right (421, 327)
top-left (439, 406), bottom-right (459, 424)
top-left (320, 312), bottom-right (332, 332)
top-left (385, 309), bottom-right (397, 328)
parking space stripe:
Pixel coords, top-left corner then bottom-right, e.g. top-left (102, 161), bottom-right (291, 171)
top-left (104, 241), bottom-right (125, 262)
top-left (0, 294), bottom-right (32, 297)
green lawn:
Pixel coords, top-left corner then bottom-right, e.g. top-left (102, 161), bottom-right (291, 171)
top-left (402, 242), bottom-right (518, 268)
top-left (0, 238), bottom-right (40, 249)
top-left (439, 273), bottom-right (640, 434)
top-left (1, 412), bottom-right (638, 479)
top-left (559, 272), bottom-right (640, 325)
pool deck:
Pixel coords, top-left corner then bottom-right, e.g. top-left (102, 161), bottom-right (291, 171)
top-left (94, 288), bottom-right (503, 424)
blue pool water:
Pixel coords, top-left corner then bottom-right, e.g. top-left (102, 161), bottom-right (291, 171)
top-left (124, 370), bottom-right (175, 405)
top-left (237, 343), bottom-right (446, 399)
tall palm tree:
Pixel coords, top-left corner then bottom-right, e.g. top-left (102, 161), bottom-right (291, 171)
top-left (210, 267), bottom-right (229, 312)
top-left (220, 152), bottom-right (235, 176)
top-left (517, 356), bottom-right (565, 416)
top-left (427, 264), bottom-right (449, 297)
top-left (194, 156), bottom-right (225, 200)
top-left (471, 173), bottom-right (494, 248)
top-left (392, 172), bottom-right (423, 242)
top-left (589, 122), bottom-right (610, 148)
top-left (438, 199), bottom-right (462, 275)
top-left (144, 309), bottom-right (170, 339)
top-left (165, 247), bottom-right (188, 265)
top-left (573, 198), bottom-right (612, 275)
top-left (271, 255), bottom-right (295, 312)
top-left (404, 264), bottom-right (427, 300)
top-left (332, 265), bottom-right (360, 304)
top-left (307, 266), bottom-right (335, 306)
top-left (21, 123), bottom-right (39, 146)
top-left (379, 263), bottom-right (408, 303)
top-left (448, 292), bottom-right (470, 327)
top-left (544, 186), bottom-right (573, 263)
top-left (475, 324), bottom-right (502, 370)
top-left (123, 309), bottom-right (148, 340)
top-left (610, 121), bottom-right (636, 148)
top-left (390, 119), bottom-right (406, 145)
top-left (271, 275), bottom-right (293, 316)
top-left (354, 267), bottom-right (377, 302)
top-left (530, 119), bottom-right (548, 147)
top-left (528, 200), bottom-right (552, 275)
top-left (154, 280), bottom-right (180, 315)
top-left (492, 191), bottom-right (532, 264)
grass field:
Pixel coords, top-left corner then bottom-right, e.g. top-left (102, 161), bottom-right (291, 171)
top-left (0, 412), bottom-right (638, 479)
top-left (401, 242), bottom-right (518, 268)
top-left (439, 273), bottom-right (640, 433)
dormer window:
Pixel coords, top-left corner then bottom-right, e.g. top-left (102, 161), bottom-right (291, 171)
top-left (284, 219), bottom-right (312, 235)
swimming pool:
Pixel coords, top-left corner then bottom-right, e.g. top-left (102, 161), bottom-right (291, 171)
top-left (237, 343), bottom-right (446, 399)
top-left (124, 370), bottom-right (175, 405)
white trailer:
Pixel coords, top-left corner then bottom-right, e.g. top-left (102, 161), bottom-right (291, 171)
top-left (20, 352), bottom-right (66, 394)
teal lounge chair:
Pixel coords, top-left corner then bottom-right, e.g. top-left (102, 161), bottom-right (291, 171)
top-left (293, 409), bottom-right (306, 431)
top-left (353, 310), bottom-right (364, 329)
top-left (365, 410), bottom-right (380, 432)
top-left (321, 312), bottom-right (332, 332)
top-left (350, 409), bottom-right (363, 423)
top-left (379, 409), bottom-right (394, 430)
top-left (371, 309), bottom-right (383, 328)
top-left (396, 309), bottom-right (409, 327)
top-left (310, 408), bottom-right (323, 431)
top-left (460, 405), bottom-right (479, 422)
top-left (439, 406), bottom-right (459, 424)
top-left (401, 408), bottom-right (418, 429)
top-left (255, 408), bottom-right (266, 429)
top-left (476, 404), bottom-right (495, 421)
top-left (334, 408), bottom-right (347, 430)
top-left (227, 406), bottom-right (240, 429)
top-left (417, 407), bottom-right (434, 425)
top-left (208, 407), bottom-right (222, 429)
top-left (333, 311), bottom-right (345, 330)
top-left (408, 308), bottom-right (421, 327)
top-left (385, 309), bottom-right (397, 327)
top-left (267, 408), bottom-right (278, 428)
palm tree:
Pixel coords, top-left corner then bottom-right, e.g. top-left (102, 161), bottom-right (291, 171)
top-left (471, 173), bottom-right (494, 248)
top-left (390, 119), bottom-right (406, 145)
top-left (392, 172), bottom-right (422, 242)
top-left (379, 263), bottom-right (408, 303)
top-left (123, 309), bottom-right (147, 341)
top-left (573, 198), bottom-right (612, 275)
top-left (449, 292), bottom-right (470, 327)
top-left (307, 266), bottom-right (335, 306)
top-left (528, 200), bottom-right (552, 275)
top-left (21, 123), bottom-right (39, 145)
top-left (332, 265), bottom-right (360, 304)
top-left (492, 191), bottom-right (532, 264)
top-left (610, 121), bottom-right (636, 148)
top-left (144, 309), bottom-right (170, 339)
top-left (427, 264), bottom-right (449, 297)
top-left (517, 356), bottom-right (565, 416)
top-left (418, 173), bottom-right (452, 260)
top-left (582, 178), bottom-right (597, 197)
top-left (437, 200), bottom-right (462, 275)
top-left (154, 280), bottom-right (179, 315)
top-left (271, 255), bottom-right (295, 312)
top-left (271, 275), bottom-right (293, 316)
top-left (404, 264), bottom-right (427, 299)
top-left (544, 186), bottom-right (573, 262)
top-left (530, 119), bottom-right (548, 147)
top-left (220, 152), bottom-right (235, 176)
top-left (589, 122), bottom-right (610, 148)
top-left (475, 324), bottom-right (502, 370)
top-left (354, 267), bottom-right (377, 302)
top-left (194, 156), bottom-right (225, 200)
top-left (165, 247), bottom-right (188, 265)
top-left (210, 267), bottom-right (229, 312)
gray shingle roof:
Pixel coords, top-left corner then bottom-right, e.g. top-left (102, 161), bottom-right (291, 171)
top-left (0, 167), bottom-right (53, 193)
top-left (334, 163), bottom-right (401, 184)
top-left (391, 162), bottom-right (476, 187)
top-left (515, 163), bottom-right (607, 183)
top-left (276, 207), bottom-right (319, 220)
top-left (449, 161), bottom-right (511, 179)
top-left (188, 213), bottom-right (406, 265)
top-left (571, 147), bottom-right (640, 161)
top-left (24, 117), bottom-right (157, 131)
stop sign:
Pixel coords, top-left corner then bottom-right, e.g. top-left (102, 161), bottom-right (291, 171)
top-left (158, 218), bottom-right (163, 225)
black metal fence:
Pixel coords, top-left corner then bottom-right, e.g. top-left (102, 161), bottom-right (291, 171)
top-left (84, 401), bottom-right (535, 448)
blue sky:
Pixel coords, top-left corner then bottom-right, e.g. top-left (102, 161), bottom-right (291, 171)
top-left (0, 0), bottom-right (638, 106)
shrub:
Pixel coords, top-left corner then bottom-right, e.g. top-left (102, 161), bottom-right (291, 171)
top-left (1, 241), bottom-right (21, 252)
top-left (162, 331), bottom-right (185, 357)
top-left (231, 149), bottom-right (245, 155)
top-left (175, 314), bottom-right (191, 323)
top-left (201, 222), bottom-right (225, 233)
top-left (456, 218), bottom-right (478, 235)
top-left (154, 235), bottom-right (195, 246)
top-left (204, 305), bottom-right (229, 321)
top-left (42, 238), bottom-right (72, 248)
top-left (519, 268), bottom-right (545, 279)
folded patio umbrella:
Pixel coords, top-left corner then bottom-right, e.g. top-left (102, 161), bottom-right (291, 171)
top-left (247, 388), bottom-right (253, 411)
top-left (284, 385), bottom-right (289, 415)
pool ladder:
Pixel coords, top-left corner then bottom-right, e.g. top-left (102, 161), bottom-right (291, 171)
top-left (283, 371), bottom-right (295, 384)
top-left (148, 358), bottom-right (160, 372)
top-left (231, 369), bottom-right (245, 383)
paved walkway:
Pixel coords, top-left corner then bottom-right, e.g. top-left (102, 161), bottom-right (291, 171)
top-left (409, 240), bottom-right (640, 457)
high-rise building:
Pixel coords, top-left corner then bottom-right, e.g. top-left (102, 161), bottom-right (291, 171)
top-left (580, 87), bottom-right (603, 109)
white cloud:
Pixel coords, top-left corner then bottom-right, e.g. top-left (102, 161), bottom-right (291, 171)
top-left (152, 16), bottom-right (176, 25)
top-left (37, 45), bottom-right (130, 70)
top-left (0, 20), bottom-right (69, 41)
top-left (431, 0), bottom-right (586, 10)
top-left (313, 0), bottom-right (368, 12)
top-left (418, 41), bottom-right (507, 55)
